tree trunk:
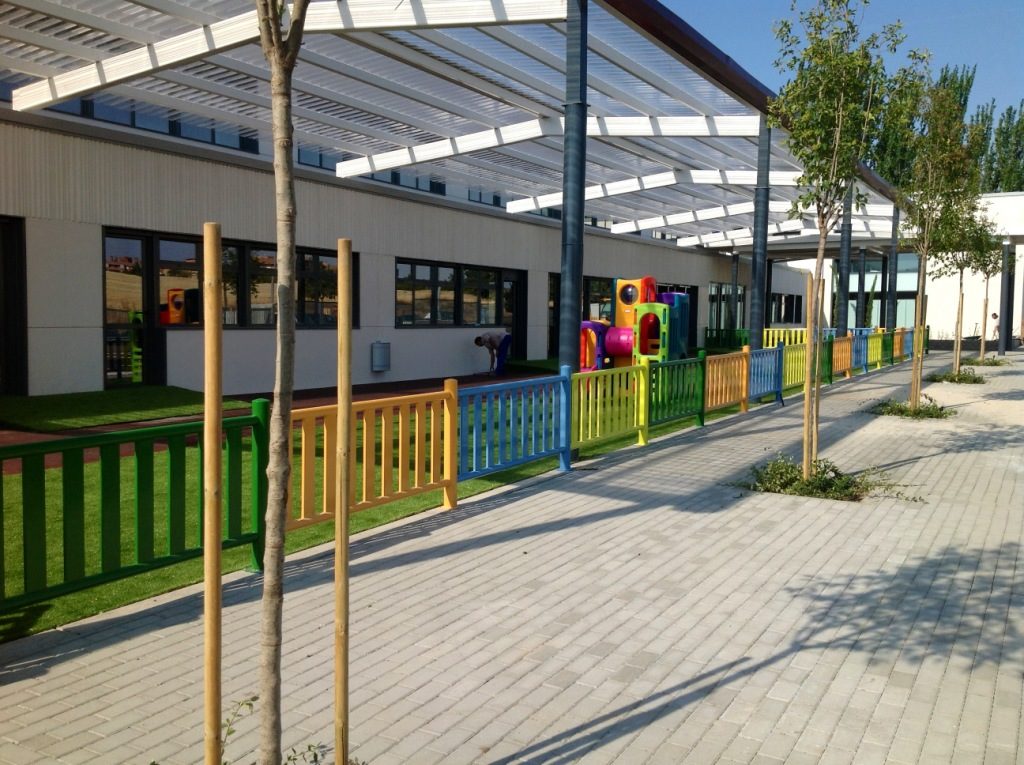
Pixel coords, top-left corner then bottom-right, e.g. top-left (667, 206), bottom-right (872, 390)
top-left (259, 65), bottom-right (299, 765)
top-left (952, 269), bottom-right (964, 374)
top-left (980, 276), bottom-right (989, 358)
top-left (802, 228), bottom-right (827, 479)
top-left (909, 249), bottom-right (928, 408)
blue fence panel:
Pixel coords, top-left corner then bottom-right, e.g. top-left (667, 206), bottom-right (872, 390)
top-left (457, 373), bottom-right (569, 480)
top-left (749, 345), bottom-right (782, 403)
top-left (852, 332), bottom-right (868, 372)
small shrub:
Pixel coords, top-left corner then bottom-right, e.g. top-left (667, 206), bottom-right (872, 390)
top-left (926, 366), bottom-right (985, 384)
top-left (871, 394), bottom-right (953, 419)
top-left (960, 355), bottom-right (1008, 367)
top-left (746, 456), bottom-right (880, 501)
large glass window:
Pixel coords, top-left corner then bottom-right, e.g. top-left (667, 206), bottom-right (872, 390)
top-left (583, 277), bottom-right (613, 321)
top-left (462, 268), bottom-right (497, 325)
top-left (248, 248), bottom-right (277, 326)
top-left (298, 252), bottom-right (337, 326)
top-left (394, 259), bottom-right (505, 328)
top-left (104, 237), bottom-right (144, 324)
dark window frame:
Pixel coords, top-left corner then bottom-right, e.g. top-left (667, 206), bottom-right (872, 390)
top-left (394, 257), bottom-right (506, 329)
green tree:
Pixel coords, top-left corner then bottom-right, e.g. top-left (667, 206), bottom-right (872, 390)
top-left (930, 212), bottom-right (1001, 371)
top-left (770, 0), bottom-right (912, 478)
top-left (899, 75), bottom-right (989, 405)
top-left (253, 1), bottom-right (313, 763)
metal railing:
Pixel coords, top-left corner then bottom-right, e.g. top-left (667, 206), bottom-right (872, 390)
top-left (0, 401), bottom-right (267, 611)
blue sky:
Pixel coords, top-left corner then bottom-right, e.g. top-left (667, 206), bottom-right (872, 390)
top-left (661, 0), bottom-right (1023, 113)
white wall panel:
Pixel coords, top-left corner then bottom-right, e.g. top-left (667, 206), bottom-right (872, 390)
top-left (28, 328), bottom-right (103, 395)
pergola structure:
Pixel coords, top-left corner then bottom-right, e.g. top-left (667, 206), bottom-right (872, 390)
top-left (1, 0), bottom-right (905, 353)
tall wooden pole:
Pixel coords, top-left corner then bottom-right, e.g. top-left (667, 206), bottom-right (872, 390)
top-left (335, 239), bottom-right (353, 763)
top-left (202, 222), bottom-right (223, 765)
top-left (801, 272), bottom-right (813, 477)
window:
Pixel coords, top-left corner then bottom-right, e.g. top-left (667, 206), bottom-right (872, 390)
top-left (708, 282), bottom-right (746, 330)
top-left (247, 248), bottom-right (277, 326)
top-left (158, 240), bottom-right (200, 325)
top-left (462, 268), bottom-right (497, 325)
top-left (105, 228), bottom-right (358, 330)
top-left (583, 277), bottom-right (613, 321)
top-left (394, 259), bottom-right (505, 328)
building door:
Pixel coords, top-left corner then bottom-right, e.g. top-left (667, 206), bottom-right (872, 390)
top-left (103, 233), bottom-right (167, 387)
top-left (501, 269), bottom-right (527, 360)
top-left (0, 217), bottom-right (27, 395)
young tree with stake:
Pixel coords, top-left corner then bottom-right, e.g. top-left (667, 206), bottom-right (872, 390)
top-left (770, 0), bottom-right (913, 478)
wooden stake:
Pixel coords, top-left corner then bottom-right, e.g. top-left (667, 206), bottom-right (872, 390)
top-left (801, 272), bottom-right (813, 478)
top-left (202, 222), bottom-right (223, 765)
top-left (335, 239), bottom-right (353, 764)
top-left (811, 277), bottom-right (825, 463)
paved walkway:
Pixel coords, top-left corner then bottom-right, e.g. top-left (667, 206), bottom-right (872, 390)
top-left (1, 351), bottom-right (1023, 765)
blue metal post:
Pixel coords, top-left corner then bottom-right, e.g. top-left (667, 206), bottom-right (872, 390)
top-left (557, 0), bottom-right (588, 373)
top-left (750, 118), bottom-right (771, 351)
top-left (774, 341), bottom-right (785, 405)
top-left (558, 365), bottom-right (572, 471)
top-left (837, 188), bottom-right (852, 336)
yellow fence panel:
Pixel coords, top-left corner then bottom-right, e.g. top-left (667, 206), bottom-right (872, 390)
top-left (764, 328), bottom-right (807, 347)
top-left (570, 365), bottom-right (647, 448)
top-left (705, 349), bottom-right (748, 412)
top-left (894, 328), bottom-right (906, 359)
top-left (867, 333), bottom-right (883, 368)
top-left (782, 344), bottom-right (806, 389)
top-left (286, 387), bottom-right (456, 531)
top-left (832, 335), bottom-right (853, 377)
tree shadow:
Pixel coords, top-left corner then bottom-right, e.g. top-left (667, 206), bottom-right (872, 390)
top-left (493, 542), bottom-right (1022, 763)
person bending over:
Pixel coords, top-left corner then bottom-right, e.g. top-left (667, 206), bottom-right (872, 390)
top-left (475, 330), bottom-right (512, 374)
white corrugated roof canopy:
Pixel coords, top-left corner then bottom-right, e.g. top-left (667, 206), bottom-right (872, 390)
top-left (0, 0), bottom-right (902, 250)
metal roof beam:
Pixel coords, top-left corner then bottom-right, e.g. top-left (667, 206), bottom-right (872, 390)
top-left (676, 219), bottom-right (805, 247)
top-left (507, 169), bottom-right (800, 213)
top-left (335, 115), bottom-right (760, 177)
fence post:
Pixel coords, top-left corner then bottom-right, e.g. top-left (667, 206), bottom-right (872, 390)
top-left (249, 398), bottom-right (270, 572)
top-left (442, 379), bottom-right (458, 510)
top-left (824, 336), bottom-right (834, 385)
top-left (740, 345), bottom-right (750, 412)
top-left (774, 341), bottom-right (785, 405)
top-left (697, 350), bottom-right (707, 427)
top-left (638, 358), bottom-right (650, 446)
top-left (558, 365), bottom-right (572, 471)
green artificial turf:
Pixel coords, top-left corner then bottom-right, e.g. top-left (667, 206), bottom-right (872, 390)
top-left (0, 386), bottom-right (250, 432)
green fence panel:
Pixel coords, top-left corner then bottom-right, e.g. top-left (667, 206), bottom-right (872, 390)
top-left (649, 357), bottom-right (703, 427)
top-left (135, 439), bottom-right (155, 565)
top-left (167, 435), bottom-right (186, 555)
top-left (62, 448), bottom-right (86, 581)
top-left (1, 405), bottom-right (267, 612)
top-left (22, 454), bottom-right (47, 593)
top-left (226, 427), bottom-right (243, 539)
top-left (99, 444), bottom-right (120, 574)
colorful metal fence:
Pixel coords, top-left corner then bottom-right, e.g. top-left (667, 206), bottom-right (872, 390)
top-left (457, 372), bottom-right (570, 480)
top-left (570, 365), bottom-right (647, 448)
top-left (0, 401), bottom-right (268, 611)
top-left (782, 343), bottom-right (806, 390)
top-left (749, 343), bottom-right (784, 403)
top-left (648, 355), bottom-right (705, 427)
top-left (3, 324), bottom-right (925, 611)
top-left (705, 349), bottom-right (749, 412)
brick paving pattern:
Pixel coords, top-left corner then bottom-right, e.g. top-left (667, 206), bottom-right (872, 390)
top-left (1, 350), bottom-right (1022, 764)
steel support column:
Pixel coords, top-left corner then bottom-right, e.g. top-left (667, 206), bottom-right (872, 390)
top-left (855, 247), bottom-right (867, 328)
top-left (998, 239), bottom-right (1014, 355)
top-left (886, 209), bottom-right (899, 331)
top-left (836, 188), bottom-right (852, 336)
top-left (730, 252), bottom-right (739, 330)
top-left (557, 0), bottom-right (588, 372)
top-left (750, 117), bottom-right (771, 351)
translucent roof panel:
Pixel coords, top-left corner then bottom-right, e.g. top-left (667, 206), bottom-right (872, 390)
top-left (0, 0), bottom-right (897, 248)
